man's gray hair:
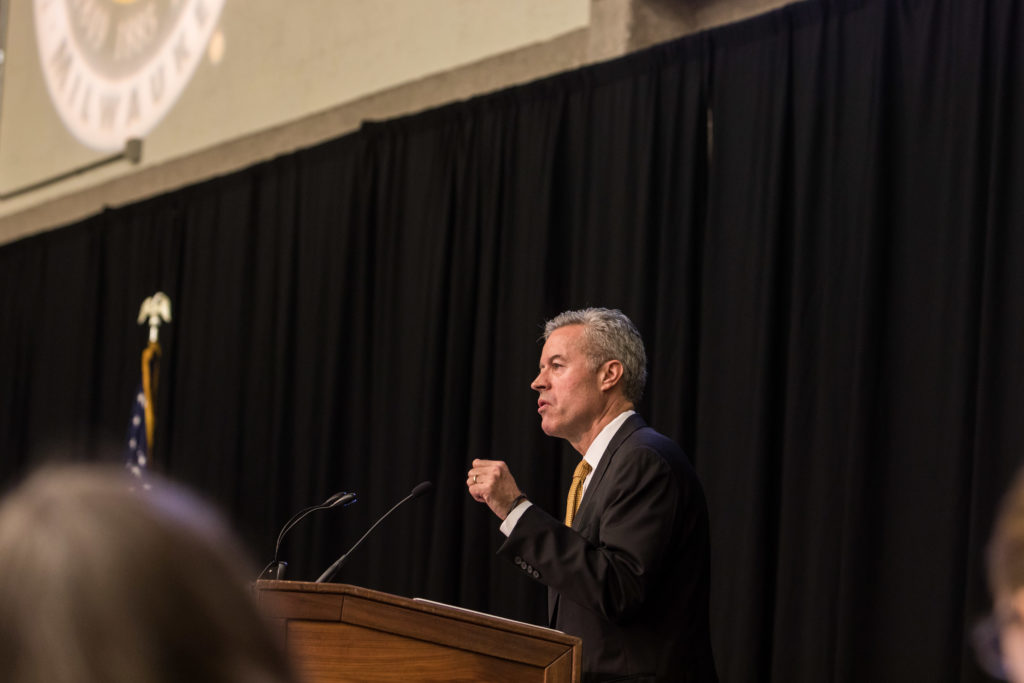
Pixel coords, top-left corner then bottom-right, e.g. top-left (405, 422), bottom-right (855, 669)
top-left (544, 308), bottom-right (648, 403)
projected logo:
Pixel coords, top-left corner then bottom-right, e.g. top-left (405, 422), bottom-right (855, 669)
top-left (34, 0), bottom-right (226, 152)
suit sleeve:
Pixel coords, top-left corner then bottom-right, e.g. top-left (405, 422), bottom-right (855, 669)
top-left (498, 444), bottom-right (683, 622)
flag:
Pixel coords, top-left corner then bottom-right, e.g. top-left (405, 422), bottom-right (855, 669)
top-left (125, 383), bottom-right (149, 477)
top-left (125, 341), bottom-right (160, 477)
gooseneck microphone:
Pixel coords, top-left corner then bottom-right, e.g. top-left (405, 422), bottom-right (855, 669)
top-left (260, 490), bottom-right (358, 580)
top-left (316, 481), bottom-right (433, 583)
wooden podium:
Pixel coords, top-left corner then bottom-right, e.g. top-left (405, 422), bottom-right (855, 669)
top-left (254, 580), bottom-right (581, 682)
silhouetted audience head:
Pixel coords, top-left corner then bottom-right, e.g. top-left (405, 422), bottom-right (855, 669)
top-left (0, 464), bottom-right (296, 683)
top-left (981, 468), bottom-right (1024, 681)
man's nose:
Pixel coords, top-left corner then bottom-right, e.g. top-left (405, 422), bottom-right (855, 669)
top-left (531, 371), bottom-right (546, 391)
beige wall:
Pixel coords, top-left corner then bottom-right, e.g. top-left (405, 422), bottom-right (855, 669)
top-left (0, 0), bottom-right (797, 246)
top-left (0, 1), bottom-right (588, 213)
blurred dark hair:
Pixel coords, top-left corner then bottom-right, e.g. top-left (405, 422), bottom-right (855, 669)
top-left (0, 464), bottom-right (296, 683)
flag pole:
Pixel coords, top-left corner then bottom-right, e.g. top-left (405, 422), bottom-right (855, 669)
top-left (127, 292), bottom-right (172, 475)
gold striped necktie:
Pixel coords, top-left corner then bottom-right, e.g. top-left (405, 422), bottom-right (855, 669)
top-left (565, 459), bottom-right (593, 527)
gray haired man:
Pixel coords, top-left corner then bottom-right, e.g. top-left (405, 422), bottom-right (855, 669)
top-left (468, 308), bottom-right (717, 682)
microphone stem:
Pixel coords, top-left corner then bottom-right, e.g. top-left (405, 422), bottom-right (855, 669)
top-left (274, 506), bottom-right (319, 563)
top-left (273, 493), bottom-right (356, 563)
top-left (316, 492), bottom-right (414, 583)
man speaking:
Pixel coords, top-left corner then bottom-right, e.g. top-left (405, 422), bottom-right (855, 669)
top-left (468, 308), bottom-right (717, 682)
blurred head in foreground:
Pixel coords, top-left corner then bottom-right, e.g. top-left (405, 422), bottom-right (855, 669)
top-left (984, 468), bottom-right (1024, 681)
top-left (0, 464), bottom-right (296, 683)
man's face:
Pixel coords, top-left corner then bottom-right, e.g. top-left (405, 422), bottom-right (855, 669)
top-left (531, 325), bottom-right (606, 443)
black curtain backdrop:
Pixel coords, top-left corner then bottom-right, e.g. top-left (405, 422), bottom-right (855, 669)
top-left (1, 0), bottom-right (1021, 680)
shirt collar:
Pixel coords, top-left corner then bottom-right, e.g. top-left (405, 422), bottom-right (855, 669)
top-left (582, 409), bottom-right (636, 473)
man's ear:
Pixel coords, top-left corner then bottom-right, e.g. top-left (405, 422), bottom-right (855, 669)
top-left (598, 360), bottom-right (624, 392)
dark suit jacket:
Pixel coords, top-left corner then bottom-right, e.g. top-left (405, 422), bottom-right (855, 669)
top-left (499, 415), bottom-right (717, 683)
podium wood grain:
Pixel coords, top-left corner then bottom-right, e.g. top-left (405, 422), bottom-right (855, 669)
top-left (255, 580), bottom-right (580, 683)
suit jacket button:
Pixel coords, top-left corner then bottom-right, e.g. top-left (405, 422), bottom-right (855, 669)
top-left (514, 556), bottom-right (523, 566)
top-left (532, 570), bottom-right (540, 578)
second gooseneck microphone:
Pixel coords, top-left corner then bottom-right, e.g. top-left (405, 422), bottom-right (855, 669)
top-left (262, 490), bottom-right (358, 580)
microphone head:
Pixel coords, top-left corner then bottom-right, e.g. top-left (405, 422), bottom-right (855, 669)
top-left (410, 481), bottom-right (433, 499)
top-left (324, 492), bottom-right (357, 508)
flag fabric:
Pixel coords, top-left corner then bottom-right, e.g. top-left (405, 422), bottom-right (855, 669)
top-left (125, 341), bottom-right (160, 477)
top-left (125, 383), bottom-right (149, 477)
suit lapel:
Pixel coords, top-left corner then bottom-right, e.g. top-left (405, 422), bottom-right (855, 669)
top-left (553, 414), bottom-right (647, 627)
top-left (571, 414), bottom-right (646, 529)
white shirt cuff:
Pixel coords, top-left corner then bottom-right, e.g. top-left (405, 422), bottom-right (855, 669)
top-left (499, 499), bottom-right (533, 536)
